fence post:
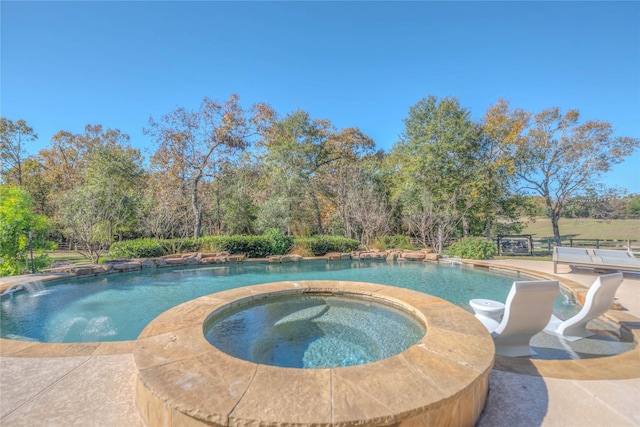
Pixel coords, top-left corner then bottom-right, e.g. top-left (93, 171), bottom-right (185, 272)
top-left (548, 239), bottom-right (551, 252)
top-left (595, 239), bottom-right (599, 249)
top-left (570, 239), bottom-right (573, 247)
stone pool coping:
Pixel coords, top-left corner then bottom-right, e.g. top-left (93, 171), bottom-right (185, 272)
top-left (1, 259), bottom-right (639, 381)
top-left (133, 281), bottom-right (494, 426)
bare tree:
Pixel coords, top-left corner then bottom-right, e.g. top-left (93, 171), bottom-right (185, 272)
top-left (145, 95), bottom-right (273, 238)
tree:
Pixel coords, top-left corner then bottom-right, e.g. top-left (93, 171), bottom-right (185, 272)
top-left (390, 96), bottom-right (481, 252)
top-left (339, 165), bottom-right (393, 246)
top-left (507, 107), bottom-right (639, 245)
top-left (0, 186), bottom-right (52, 276)
top-left (56, 144), bottom-right (145, 262)
top-left (325, 153), bottom-right (387, 240)
top-left (259, 110), bottom-right (375, 236)
top-left (2, 157), bottom-right (53, 217)
top-left (207, 158), bottom-right (260, 235)
top-left (564, 187), bottom-right (627, 219)
top-left (475, 99), bottom-right (530, 238)
top-left (39, 124), bottom-right (133, 193)
top-left (627, 195), bottom-right (640, 216)
top-left (137, 172), bottom-right (193, 239)
top-left (0, 118), bottom-right (38, 186)
top-left (145, 95), bottom-right (273, 238)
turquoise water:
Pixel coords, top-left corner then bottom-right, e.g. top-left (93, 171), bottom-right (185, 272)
top-left (0, 260), bottom-right (575, 343)
top-left (205, 294), bottom-right (426, 368)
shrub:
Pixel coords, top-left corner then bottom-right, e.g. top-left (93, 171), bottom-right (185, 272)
top-left (264, 228), bottom-right (294, 255)
top-left (109, 238), bottom-right (164, 258)
top-left (198, 235), bottom-right (226, 253)
top-left (110, 234), bottom-right (359, 259)
top-left (373, 235), bottom-right (415, 250)
top-left (294, 236), bottom-right (361, 256)
top-left (444, 237), bottom-right (497, 260)
top-left (161, 238), bottom-right (199, 255)
top-left (219, 235), bottom-right (272, 258)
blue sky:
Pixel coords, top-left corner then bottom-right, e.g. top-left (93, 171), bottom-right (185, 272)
top-left (2, 1), bottom-right (639, 193)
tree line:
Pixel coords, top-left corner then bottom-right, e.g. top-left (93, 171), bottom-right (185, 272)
top-left (1, 94), bottom-right (638, 270)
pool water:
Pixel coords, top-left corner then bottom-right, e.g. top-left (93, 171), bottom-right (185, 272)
top-left (205, 294), bottom-right (426, 368)
top-left (1, 260), bottom-right (574, 343)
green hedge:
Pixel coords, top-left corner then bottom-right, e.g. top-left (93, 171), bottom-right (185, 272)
top-left (294, 236), bottom-right (361, 256)
top-left (444, 237), bottom-right (497, 260)
top-left (109, 233), bottom-right (294, 259)
top-left (373, 235), bottom-right (415, 250)
top-left (109, 238), bottom-right (164, 258)
top-left (110, 234), bottom-right (358, 259)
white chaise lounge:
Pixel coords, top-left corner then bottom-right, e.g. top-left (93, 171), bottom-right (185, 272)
top-left (544, 272), bottom-right (624, 341)
top-left (553, 246), bottom-right (640, 273)
top-left (475, 280), bottom-right (560, 357)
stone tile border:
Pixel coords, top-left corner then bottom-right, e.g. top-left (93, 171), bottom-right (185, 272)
top-left (133, 281), bottom-right (494, 427)
top-left (1, 257), bottom-right (638, 382)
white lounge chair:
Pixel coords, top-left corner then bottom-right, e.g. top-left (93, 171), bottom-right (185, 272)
top-left (544, 272), bottom-right (623, 341)
top-left (484, 280), bottom-right (560, 357)
top-left (553, 246), bottom-right (596, 273)
top-left (593, 250), bottom-right (640, 270)
top-left (553, 246), bottom-right (640, 273)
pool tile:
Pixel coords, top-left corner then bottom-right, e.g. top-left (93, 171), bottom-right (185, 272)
top-left (332, 357), bottom-right (444, 418)
top-left (373, 286), bottom-right (445, 307)
top-left (9, 342), bottom-right (100, 357)
top-left (139, 353), bottom-right (255, 426)
top-left (400, 345), bottom-right (491, 398)
top-left (229, 365), bottom-right (332, 426)
top-left (137, 300), bottom-right (224, 339)
top-left (93, 340), bottom-right (136, 355)
top-left (330, 374), bottom-right (397, 425)
top-left (0, 338), bottom-right (40, 356)
top-left (134, 325), bottom-right (212, 371)
top-left (419, 328), bottom-right (495, 374)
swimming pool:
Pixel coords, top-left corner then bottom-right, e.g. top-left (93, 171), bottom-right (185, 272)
top-left (1, 260), bottom-right (575, 343)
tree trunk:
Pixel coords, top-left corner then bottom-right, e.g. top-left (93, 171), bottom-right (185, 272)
top-left (214, 186), bottom-right (222, 235)
top-left (191, 178), bottom-right (202, 238)
top-left (550, 211), bottom-right (562, 247)
top-left (462, 216), bottom-right (470, 237)
top-left (310, 192), bottom-right (323, 235)
top-left (545, 196), bottom-right (562, 246)
top-left (484, 218), bottom-right (493, 240)
top-left (17, 159), bottom-right (23, 186)
top-left (437, 223), bottom-right (445, 254)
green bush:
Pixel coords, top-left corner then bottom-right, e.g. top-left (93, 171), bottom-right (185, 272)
top-left (373, 235), bottom-right (415, 250)
top-left (264, 228), bottom-right (294, 255)
top-left (109, 233), bottom-right (297, 259)
top-left (198, 235), bottom-right (226, 253)
top-left (161, 238), bottom-right (199, 255)
top-left (220, 235), bottom-right (271, 258)
top-left (294, 236), bottom-right (361, 256)
top-left (109, 238), bottom-right (164, 258)
top-left (444, 237), bottom-right (497, 260)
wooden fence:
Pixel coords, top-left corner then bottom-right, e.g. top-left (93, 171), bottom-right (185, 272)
top-left (495, 236), bottom-right (640, 256)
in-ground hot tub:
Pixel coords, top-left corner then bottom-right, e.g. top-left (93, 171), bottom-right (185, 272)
top-left (204, 292), bottom-right (426, 368)
top-left (134, 281), bottom-right (495, 426)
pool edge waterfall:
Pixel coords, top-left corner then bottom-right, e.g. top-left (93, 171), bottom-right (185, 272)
top-left (133, 280), bottom-right (495, 427)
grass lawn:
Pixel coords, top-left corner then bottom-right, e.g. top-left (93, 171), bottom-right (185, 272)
top-left (47, 251), bottom-right (96, 266)
top-left (520, 217), bottom-right (640, 241)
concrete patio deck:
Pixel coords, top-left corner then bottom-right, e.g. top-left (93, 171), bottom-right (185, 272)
top-left (0, 259), bottom-right (639, 426)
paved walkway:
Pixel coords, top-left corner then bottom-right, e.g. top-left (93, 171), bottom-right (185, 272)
top-left (0, 260), bottom-right (639, 426)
